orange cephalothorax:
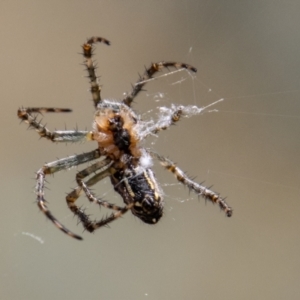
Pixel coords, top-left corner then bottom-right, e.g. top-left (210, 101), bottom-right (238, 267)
top-left (93, 100), bottom-right (140, 159)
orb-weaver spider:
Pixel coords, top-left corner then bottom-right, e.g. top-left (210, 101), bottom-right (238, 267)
top-left (17, 36), bottom-right (232, 240)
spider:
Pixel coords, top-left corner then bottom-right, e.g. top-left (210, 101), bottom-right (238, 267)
top-left (17, 36), bottom-right (232, 240)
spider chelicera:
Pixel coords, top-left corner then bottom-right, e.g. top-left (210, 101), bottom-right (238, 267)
top-left (17, 36), bottom-right (232, 240)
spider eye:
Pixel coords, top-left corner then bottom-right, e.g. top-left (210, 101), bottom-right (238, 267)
top-left (109, 115), bottom-right (123, 129)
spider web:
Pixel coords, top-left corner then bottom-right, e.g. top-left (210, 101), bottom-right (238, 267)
top-left (151, 3), bottom-right (300, 300)
top-left (2, 1), bottom-right (300, 300)
top-left (116, 2), bottom-right (300, 299)
top-left (140, 2), bottom-right (300, 213)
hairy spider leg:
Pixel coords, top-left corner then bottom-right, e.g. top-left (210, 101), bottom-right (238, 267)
top-left (36, 150), bottom-right (101, 240)
top-left (81, 181), bottom-right (134, 231)
top-left (17, 107), bottom-right (92, 142)
top-left (122, 61), bottom-right (197, 107)
top-left (66, 158), bottom-right (133, 235)
top-left (82, 37), bottom-right (110, 109)
top-left (151, 152), bottom-right (233, 217)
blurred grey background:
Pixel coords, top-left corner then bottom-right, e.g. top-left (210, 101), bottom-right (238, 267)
top-left (1, 1), bottom-right (300, 299)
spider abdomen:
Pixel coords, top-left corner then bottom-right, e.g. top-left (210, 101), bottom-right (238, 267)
top-left (111, 166), bottom-right (164, 224)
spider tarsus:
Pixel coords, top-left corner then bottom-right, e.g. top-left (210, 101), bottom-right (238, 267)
top-left (226, 209), bottom-right (233, 217)
top-left (86, 36), bottom-right (111, 46)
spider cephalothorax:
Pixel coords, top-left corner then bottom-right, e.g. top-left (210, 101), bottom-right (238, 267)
top-left (17, 36), bottom-right (232, 240)
top-left (93, 100), bottom-right (140, 159)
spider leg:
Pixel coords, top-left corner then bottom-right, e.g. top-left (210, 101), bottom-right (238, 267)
top-left (18, 107), bottom-right (93, 142)
top-left (36, 149), bottom-right (101, 240)
top-left (151, 152), bottom-right (233, 217)
top-left (122, 61), bottom-right (197, 106)
top-left (81, 181), bottom-right (134, 231)
top-left (82, 37), bottom-right (110, 109)
top-left (66, 160), bottom-right (134, 233)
